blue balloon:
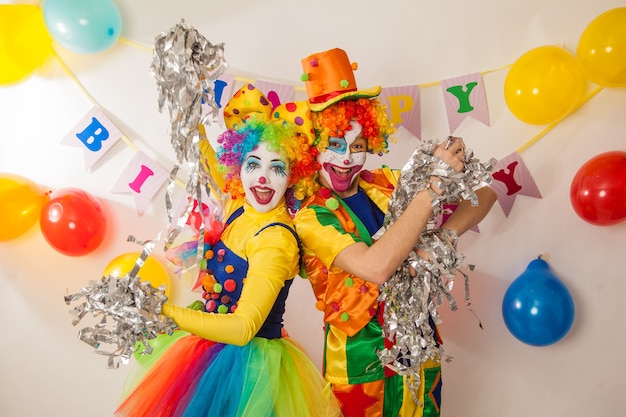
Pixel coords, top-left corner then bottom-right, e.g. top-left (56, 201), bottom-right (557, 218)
top-left (502, 258), bottom-right (575, 346)
top-left (43, 0), bottom-right (122, 54)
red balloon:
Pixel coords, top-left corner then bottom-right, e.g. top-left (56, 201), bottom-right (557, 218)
top-left (570, 151), bottom-right (626, 226)
top-left (40, 188), bottom-right (107, 256)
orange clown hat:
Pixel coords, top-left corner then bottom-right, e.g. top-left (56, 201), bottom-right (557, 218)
top-left (300, 48), bottom-right (382, 112)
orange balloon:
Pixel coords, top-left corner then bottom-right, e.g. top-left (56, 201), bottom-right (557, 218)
top-left (576, 7), bottom-right (626, 88)
top-left (0, 4), bottom-right (52, 86)
top-left (0, 173), bottom-right (49, 241)
top-left (103, 252), bottom-right (171, 297)
top-left (504, 45), bottom-right (587, 125)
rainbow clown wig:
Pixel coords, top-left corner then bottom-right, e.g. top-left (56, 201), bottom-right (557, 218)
top-left (215, 84), bottom-right (320, 205)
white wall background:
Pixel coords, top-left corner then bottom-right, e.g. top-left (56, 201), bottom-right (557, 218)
top-left (1, 0), bottom-right (625, 416)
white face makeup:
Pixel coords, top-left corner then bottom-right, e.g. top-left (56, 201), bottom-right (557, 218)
top-left (240, 142), bottom-right (290, 213)
top-left (317, 120), bottom-right (367, 195)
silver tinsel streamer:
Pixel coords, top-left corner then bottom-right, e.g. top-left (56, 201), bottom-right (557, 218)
top-left (376, 137), bottom-right (496, 397)
top-left (151, 20), bottom-right (228, 261)
top-left (64, 235), bottom-right (177, 368)
top-left (65, 22), bottom-right (227, 367)
top-left (64, 273), bottom-right (177, 369)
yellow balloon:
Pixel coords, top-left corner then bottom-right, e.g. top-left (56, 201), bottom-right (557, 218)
top-left (0, 4), bottom-right (52, 86)
top-left (576, 7), bottom-right (626, 88)
top-left (103, 252), bottom-right (172, 297)
top-left (504, 45), bottom-right (587, 125)
top-left (0, 173), bottom-right (49, 241)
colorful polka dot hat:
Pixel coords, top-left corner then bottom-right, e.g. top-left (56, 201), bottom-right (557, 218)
top-left (300, 48), bottom-right (382, 112)
top-left (272, 101), bottom-right (315, 145)
top-left (223, 83), bottom-right (314, 145)
top-left (222, 83), bottom-right (272, 129)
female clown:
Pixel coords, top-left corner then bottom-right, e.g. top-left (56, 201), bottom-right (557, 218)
top-left (116, 84), bottom-right (338, 417)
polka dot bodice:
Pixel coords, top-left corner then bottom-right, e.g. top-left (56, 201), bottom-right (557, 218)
top-left (201, 239), bottom-right (248, 314)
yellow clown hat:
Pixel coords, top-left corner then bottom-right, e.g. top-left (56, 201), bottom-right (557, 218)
top-left (272, 101), bottom-right (315, 145)
top-left (224, 84), bottom-right (314, 145)
top-left (223, 84), bottom-right (272, 129)
top-left (300, 48), bottom-right (382, 112)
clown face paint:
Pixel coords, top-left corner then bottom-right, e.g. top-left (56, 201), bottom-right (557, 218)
top-left (241, 142), bottom-right (290, 213)
top-left (317, 120), bottom-right (367, 196)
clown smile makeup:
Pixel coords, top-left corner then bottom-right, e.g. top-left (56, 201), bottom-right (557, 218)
top-left (241, 142), bottom-right (290, 213)
top-left (250, 185), bottom-right (275, 205)
top-left (323, 164), bottom-right (362, 192)
top-left (317, 120), bottom-right (367, 195)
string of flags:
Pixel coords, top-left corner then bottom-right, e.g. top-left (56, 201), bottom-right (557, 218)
top-left (58, 44), bottom-right (546, 220)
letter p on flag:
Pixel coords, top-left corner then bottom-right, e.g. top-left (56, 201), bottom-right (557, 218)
top-left (380, 85), bottom-right (421, 139)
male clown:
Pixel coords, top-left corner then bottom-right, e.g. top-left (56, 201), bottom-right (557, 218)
top-left (293, 48), bottom-right (496, 417)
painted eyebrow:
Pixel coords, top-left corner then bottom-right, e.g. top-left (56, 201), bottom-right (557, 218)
top-left (246, 155), bottom-right (286, 166)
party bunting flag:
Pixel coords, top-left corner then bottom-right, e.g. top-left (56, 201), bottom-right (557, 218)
top-left (380, 85), bottom-right (421, 139)
top-left (111, 151), bottom-right (169, 215)
top-left (255, 80), bottom-right (296, 110)
top-left (60, 106), bottom-right (122, 171)
top-left (442, 73), bottom-right (490, 134)
top-left (437, 203), bottom-right (480, 233)
top-left (202, 73), bottom-right (235, 128)
top-left (490, 151), bottom-right (542, 217)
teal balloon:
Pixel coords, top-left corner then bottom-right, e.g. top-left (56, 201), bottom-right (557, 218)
top-left (502, 258), bottom-right (575, 346)
top-left (43, 0), bottom-right (122, 54)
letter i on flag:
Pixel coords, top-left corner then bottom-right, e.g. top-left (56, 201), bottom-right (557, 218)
top-left (60, 106), bottom-right (122, 171)
top-left (111, 151), bottom-right (169, 215)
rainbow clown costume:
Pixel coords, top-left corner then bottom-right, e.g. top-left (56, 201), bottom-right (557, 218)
top-left (116, 84), bottom-right (340, 417)
top-left (293, 48), bottom-right (443, 417)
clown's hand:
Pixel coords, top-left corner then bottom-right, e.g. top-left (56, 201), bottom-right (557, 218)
top-left (429, 136), bottom-right (466, 196)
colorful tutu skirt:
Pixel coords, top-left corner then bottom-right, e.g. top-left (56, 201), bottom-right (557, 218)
top-left (116, 331), bottom-right (341, 417)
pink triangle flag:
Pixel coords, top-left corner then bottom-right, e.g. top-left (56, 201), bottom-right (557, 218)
top-left (437, 203), bottom-right (480, 233)
top-left (441, 73), bottom-right (490, 134)
top-left (491, 151), bottom-right (542, 217)
top-left (380, 85), bottom-right (421, 139)
top-left (255, 80), bottom-right (296, 110)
